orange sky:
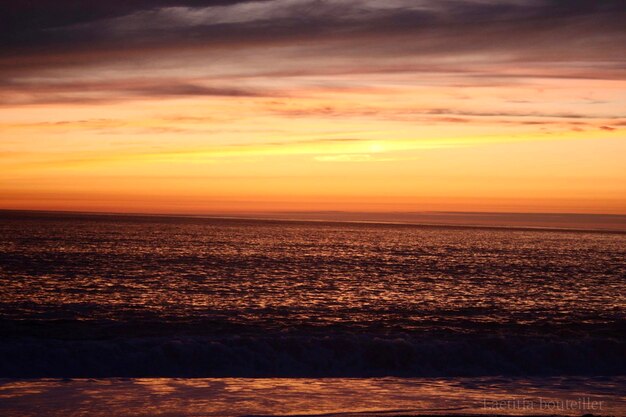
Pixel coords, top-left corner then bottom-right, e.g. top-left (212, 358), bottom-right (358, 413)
top-left (1, 0), bottom-right (625, 215)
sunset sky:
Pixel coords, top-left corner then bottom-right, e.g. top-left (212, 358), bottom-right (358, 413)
top-left (1, 0), bottom-right (625, 215)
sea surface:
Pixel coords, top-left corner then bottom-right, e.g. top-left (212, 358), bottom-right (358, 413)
top-left (0, 211), bottom-right (624, 416)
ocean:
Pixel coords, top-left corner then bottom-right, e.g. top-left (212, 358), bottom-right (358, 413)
top-left (0, 211), bottom-right (624, 416)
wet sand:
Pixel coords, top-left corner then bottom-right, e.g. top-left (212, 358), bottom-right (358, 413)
top-left (0, 377), bottom-right (623, 417)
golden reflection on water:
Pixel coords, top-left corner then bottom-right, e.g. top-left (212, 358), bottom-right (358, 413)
top-left (0, 377), bottom-right (625, 417)
top-left (1, 219), bottom-right (624, 332)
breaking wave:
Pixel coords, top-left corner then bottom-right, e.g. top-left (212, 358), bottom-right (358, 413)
top-left (1, 332), bottom-right (623, 377)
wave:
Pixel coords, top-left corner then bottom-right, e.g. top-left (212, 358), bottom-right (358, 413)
top-left (1, 332), bottom-right (623, 377)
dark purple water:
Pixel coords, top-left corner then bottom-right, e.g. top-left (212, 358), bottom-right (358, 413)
top-left (0, 211), bottom-right (624, 377)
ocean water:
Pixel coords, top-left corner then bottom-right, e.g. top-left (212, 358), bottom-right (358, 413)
top-left (1, 211), bottom-right (624, 378)
top-left (0, 211), bottom-right (624, 415)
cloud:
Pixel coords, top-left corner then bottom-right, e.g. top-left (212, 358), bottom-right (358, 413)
top-left (267, 104), bottom-right (624, 124)
top-left (0, 78), bottom-right (271, 105)
top-left (2, 1), bottom-right (624, 69)
top-left (1, 0), bottom-right (624, 109)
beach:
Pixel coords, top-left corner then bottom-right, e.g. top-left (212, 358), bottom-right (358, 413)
top-left (1, 377), bottom-right (624, 417)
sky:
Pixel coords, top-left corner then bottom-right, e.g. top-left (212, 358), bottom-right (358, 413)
top-left (1, 0), bottom-right (625, 215)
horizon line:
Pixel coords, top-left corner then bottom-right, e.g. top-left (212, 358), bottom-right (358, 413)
top-left (2, 208), bottom-right (625, 234)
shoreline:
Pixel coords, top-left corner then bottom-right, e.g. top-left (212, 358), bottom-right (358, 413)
top-left (0, 377), bottom-right (623, 417)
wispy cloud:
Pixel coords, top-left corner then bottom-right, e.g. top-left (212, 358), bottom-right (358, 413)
top-left (2, 1), bottom-right (624, 73)
top-left (0, 78), bottom-right (272, 106)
